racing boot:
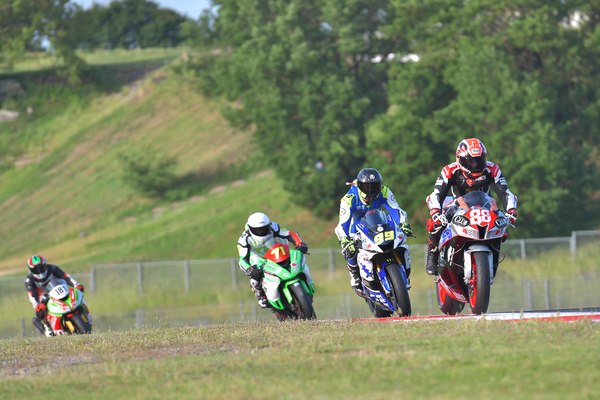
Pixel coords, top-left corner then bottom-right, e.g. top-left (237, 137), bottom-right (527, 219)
top-left (250, 278), bottom-right (269, 308)
top-left (347, 262), bottom-right (364, 296)
top-left (43, 321), bottom-right (54, 337)
top-left (425, 244), bottom-right (439, 276)
top-left (254, 288), bottom-right (269, 308)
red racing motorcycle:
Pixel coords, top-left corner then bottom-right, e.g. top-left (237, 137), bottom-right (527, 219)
top-left (433, 191), bottom-right (511, 315)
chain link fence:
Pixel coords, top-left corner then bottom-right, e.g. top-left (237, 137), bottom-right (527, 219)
top-left (1, 230), bottom-right (599, 338)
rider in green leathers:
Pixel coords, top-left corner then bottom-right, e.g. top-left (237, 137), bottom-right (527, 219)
top-left (237, 212), bottom-right (314, 308)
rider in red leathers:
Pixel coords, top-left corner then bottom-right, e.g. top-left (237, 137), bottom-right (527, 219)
top-left (425, 138), bottom-right (518, 276)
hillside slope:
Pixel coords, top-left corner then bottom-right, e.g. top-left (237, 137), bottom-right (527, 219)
top-left (0, 60), bottom-right (339, 273)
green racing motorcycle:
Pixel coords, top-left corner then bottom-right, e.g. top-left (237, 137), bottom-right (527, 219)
top-left (260, 243), bottom-right (316, 321)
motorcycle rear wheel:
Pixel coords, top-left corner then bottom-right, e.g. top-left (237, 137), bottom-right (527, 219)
top-left (469, 251), bottom-right (491, 314)
top-left (385, 264), bottom-right (411, 316)
top-left (436, 282), bottom-right (465, 315)
top-left (289, 283), bottom-right (316, 320)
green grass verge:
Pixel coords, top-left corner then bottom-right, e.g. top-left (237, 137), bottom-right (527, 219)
top-left (1, 320), bottom-right (598, 399)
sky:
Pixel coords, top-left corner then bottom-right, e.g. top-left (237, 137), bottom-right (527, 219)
top-left (72, 0), bottom-right (213, 19)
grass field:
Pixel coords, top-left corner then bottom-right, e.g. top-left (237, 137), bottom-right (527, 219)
top-left (0, 48), bottom-right (341, 274)
top-left (1, 320), bottom-right (598, 399)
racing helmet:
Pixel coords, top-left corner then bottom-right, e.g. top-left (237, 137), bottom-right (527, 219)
top-left (456, 138), bottom-right (487, 178)
top-left (28, 255), bottom-right (48, 281)
top-left (356, 168), bottom-right (382, 205)
top-left (264, 243), bottom-right (291, 268)
top-left (247, 212), bottom-right (273, 245)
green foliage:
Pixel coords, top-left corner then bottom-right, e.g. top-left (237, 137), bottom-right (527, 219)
top-left (70, 0), bottom-right (190, 50)
top-left (368, 0), bottom-right (600, 235)
top-left (118, 148), bottom-right (178, 197)
top-left (0, 0), bottom-right (86, 81)
top-left (191, 0), bottom-right (600, 235)
top-left (198, 0), bottom-right (393, 216)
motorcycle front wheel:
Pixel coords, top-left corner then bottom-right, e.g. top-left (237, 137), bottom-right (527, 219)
top-left (70, 313), bottom-right (92, 334)
top-left (469, 251), bottom-right (492, 314)
top-left (385, 264), bottom-right (411, 316)
top-left (289, 283), bottom-right (316, 320)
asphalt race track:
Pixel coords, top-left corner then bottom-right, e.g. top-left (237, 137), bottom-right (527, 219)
top-left (355, 307), bottom-right (600, 323)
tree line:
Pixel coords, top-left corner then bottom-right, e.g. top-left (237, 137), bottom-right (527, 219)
top-left (1, 0), bottom-right (599, 237)
top-left (192, 0), bottom-right (600, 237)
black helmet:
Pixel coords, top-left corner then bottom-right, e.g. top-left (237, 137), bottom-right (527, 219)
top-left (356, 168), bottom-right (382, 205)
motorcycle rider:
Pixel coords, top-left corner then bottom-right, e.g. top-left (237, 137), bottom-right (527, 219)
top-left (237, 212), bottom-right (314, 308)
top-left (25, 255), bottom-right (89, 336)
top-left (425, 138), bottom-right (519, 275)
top-left (335, 168), bottom-right (413, 295)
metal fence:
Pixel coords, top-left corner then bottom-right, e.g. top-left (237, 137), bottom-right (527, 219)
top-left (1, 230), bottom-right (599, 338)
top-left (85, 230), bottom-right (600, 293)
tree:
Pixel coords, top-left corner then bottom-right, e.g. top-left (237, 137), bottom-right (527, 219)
top-left (0, 0), bottom-right (83, 77)
top-left (368, 0), bottom-right (600, 236)
top-left (200, 0), bottom-right (396, 216)
top-left (71, 0), bottom-right (189, 50)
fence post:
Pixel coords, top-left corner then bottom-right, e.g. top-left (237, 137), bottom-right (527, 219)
top-left (137, 262), bottom-right (143, 296)
top-left (89, 265), bottom-right (96, 293)
top-left (231, 258), bottom-right (238, 289)
top-left (328, 248), bottom-right (336, 278)
top-left (570, 231), bottom-right (577, 260)
top-left (135, 309), bottom-right (144, 327)
top-left (520, 239), bottom-right (526, 259)
top-left (544, 278), bottom-right (551, 310)
top-left (523, 279), bottom-right (533, 310)
top-left (184, 260), bottom-right (191, 293)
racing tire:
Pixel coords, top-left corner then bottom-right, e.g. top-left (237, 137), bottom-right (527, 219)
top-left (289, 283), bottom-right (316, 320)
top-left (385, 264), bottom-right (411, 316)
top-left (70, 313), bottom-right (92, 334)
top-left (469, 251), bottom-right (492, 315)
top-left (436, 281), bottom-right (465, 315)
top-left (366, 299), bottom-right (393, 318)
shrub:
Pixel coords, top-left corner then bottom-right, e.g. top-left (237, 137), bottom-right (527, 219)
top-left (119, 149), bottom-right (177, 196)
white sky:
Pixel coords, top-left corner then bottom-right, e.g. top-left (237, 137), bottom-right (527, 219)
top-left (72, 0), bottom-right (213, 19)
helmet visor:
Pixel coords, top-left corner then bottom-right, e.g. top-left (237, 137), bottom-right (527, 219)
top-left (460, 155), bottom-right (486, 174)
top-left (30, 264), bottom-right (46, 275)
top-left (357, 181), bottom-right (382, 197)
top-left (249, 225), bottom-right (271, 237)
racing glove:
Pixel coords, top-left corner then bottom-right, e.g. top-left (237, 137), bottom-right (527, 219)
top-left (35, 303), bottom-right (47, 319)
top-left (296, 242), bottom-right (309, 254)
top-left (507, 209), bottom-right (518, 225)
top-left (400, 222), bottom-right (414, 237)
top-left (75, 284), bottom-right (85, 292)
top-left (246, 265), bottom-right (263, 280)
top-left (430, 209), bottom-right (448, 226)
top-left (340, 237), bottom-right (357, 259)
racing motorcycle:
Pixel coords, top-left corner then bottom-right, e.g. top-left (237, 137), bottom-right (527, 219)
top-left (434, 191), bottom-right (511, 315)
top-left (33, 278), bottom-right (92, 335)
top-left (261, 243), bottom-right (316, 321)
top-left (352, 204), bottom-right (412, 317)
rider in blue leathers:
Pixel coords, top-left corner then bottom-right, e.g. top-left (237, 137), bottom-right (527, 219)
top-left (335, 168), bottom-right (413, 295)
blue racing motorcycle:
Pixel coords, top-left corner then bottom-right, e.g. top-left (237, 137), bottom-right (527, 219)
top-left (351, 205), bottom-right (412, 317)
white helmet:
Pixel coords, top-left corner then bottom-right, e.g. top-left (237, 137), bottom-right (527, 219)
top-left (247, 212), bottom-right (273, 244)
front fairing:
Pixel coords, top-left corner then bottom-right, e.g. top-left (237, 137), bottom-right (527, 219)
top-left (354, 205), bottom-right (406, 255)
top-left (262, 249), bottom-right (311, 308)
top-left (439, 193), bottom-right (508, 248)
top-left (47, 287), bottom-right (83, 316)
